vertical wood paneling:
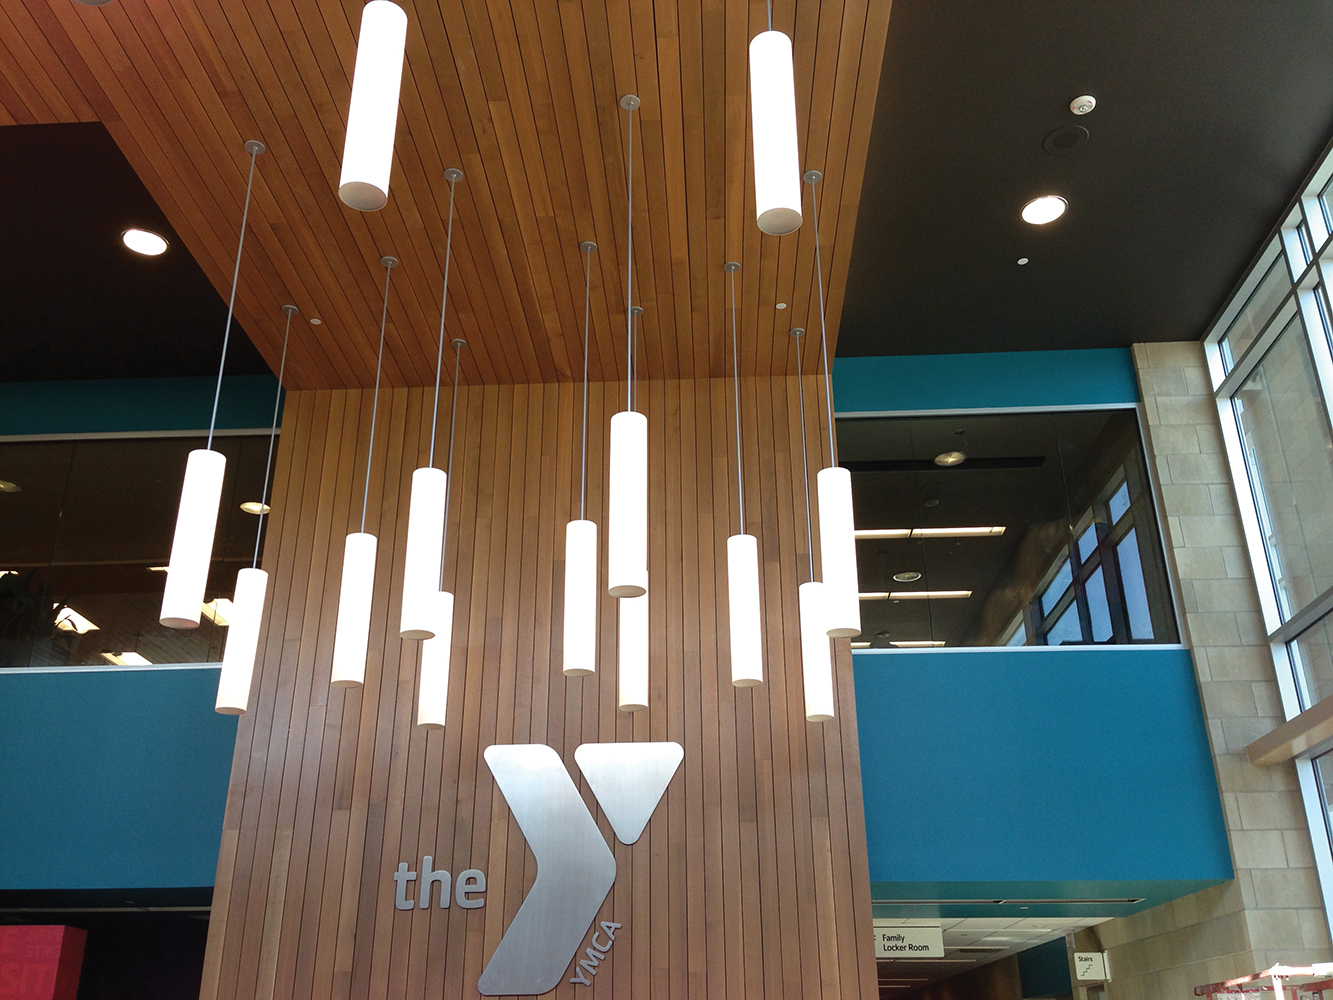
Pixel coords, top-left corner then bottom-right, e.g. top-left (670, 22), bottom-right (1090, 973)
top-left (203, 376), bottom-right (875, 1000)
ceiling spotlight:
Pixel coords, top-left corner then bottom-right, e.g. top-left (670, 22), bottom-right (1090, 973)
top-left (240, 501), bottom-right (271, 515)
top-left (310, 317), bottom-right (323, 326)
top-left (1018, 257), bottom-right (1029, 265)
top-left (935, 451), bottom-right (967, 466)
top-left (0, 479), bottom-right (19, 493)
top-left (776, 302), bottom-right (788, 310)
top-left (122, 228), bottom-right (168, 256)
top-left (1021, 196), bottom-right (1067, 225)
top-left (1070, 95), bottom-right (1096, 116)
top-left (893, 571), bottom-right (922, 583)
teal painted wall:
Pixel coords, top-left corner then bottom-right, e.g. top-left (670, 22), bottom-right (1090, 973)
top-left (0, 668), bottom-right (234, 889)
top-left (0, 375), bottom-right (281, 436)
top-left (855, 646), bottom-right (1231, 919)
top-left (832, 347), bottom-right (1139, 414)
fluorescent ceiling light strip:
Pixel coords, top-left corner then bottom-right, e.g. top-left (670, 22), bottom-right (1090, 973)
top-left (891, 640), bottom-right (946, 648)
top-left (855, 527), bottom-right (1006, 539)
top-left (859, 591), bottom-right (972, 600)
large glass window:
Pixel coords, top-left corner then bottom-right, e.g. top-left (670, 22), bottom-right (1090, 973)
top-left (1220, 250), bottom-right (1292, 372)
top-left (1233, 317), bottom-right (1333, 620)
top-left (0, 435), bottom-right (270, 668)
top-left (1292, 612), bottom-right (1333, 707)
top-left (838, 409), bottom-right (1177, 648)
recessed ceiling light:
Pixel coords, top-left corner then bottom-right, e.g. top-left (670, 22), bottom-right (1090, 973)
top-left (0, 479), bottom-right (18, 493)
top-left (934, 451), bottom-right (967, 466)
top-left (310, 317), bottom-right (323, 326)
top-left (859, 590), bottom-right (971, 601)
top-left (893, 571), bottom-right (922, 583)
top-left (1021, 196), bottom-right (1067, 225)
top-left (200, 598), bottom-right (235, 627)
top-left (850, 641), bottom-right (871, 649)
top-left (776, 302), bottom-right (788, 310)
top-left (891, 640), bottom-right (947, 648)
top-left (240, 501), bottom-right (271, 515)
top-left (1070, 95), bottom-right (1096, 116)
top-left (147, 565), bottom-right (169, 572)
top-left (122, 228), bottom-right (168, 256)
top-left (911, 526), bottom-right (1006, 538)
top-left (54, 606), bottom-right (100, 633)
top-left (1017, 257), bottom-right (1029, 265)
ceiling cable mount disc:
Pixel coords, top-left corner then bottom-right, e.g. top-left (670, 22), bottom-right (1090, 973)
top-left (243, 140), bottom-right (266, 156)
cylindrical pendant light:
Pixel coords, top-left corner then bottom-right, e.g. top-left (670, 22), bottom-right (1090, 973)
top-left (564, 241), bottom-right (600, 676)
top-left (400, 169), bottom-right (463, 640)
top-left (216, 567), bottom-right (269, 714)
top-left (214, 304), bottom-right (295, 713)
top-left (331, 531), bottom-right (379, 687)
top-left (799, 581), bottom-right (834, 721)
top-left (793, 327), bottom-right (835, 722)
top-left (608, 94), bottom-right (649, 599)
top-left (618, 593), bottom-right (649, 712)
top-left (161, 140), bottom-right (264, 629)
top-left (400, 467), bottom-right (448, 639)
top-left (725, 261), bottom-right (764, 686)
top-left (338, 0), bottom-right (408, 211)
top-left (331, 256), bottom-right (396, 688)
top-left (417, 337), bottom-right (466, 727)
top-left (806, 169), bottom-right (861, 638)
top-left (749, 4), bottom-right (802, 237)
top-left (417, 590), bottom-right (454, 729)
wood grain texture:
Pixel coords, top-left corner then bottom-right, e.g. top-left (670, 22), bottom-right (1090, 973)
top-left (1, 0), bottom-right (892, 390)
top-left (202, 377), bottom-right (877, 1000)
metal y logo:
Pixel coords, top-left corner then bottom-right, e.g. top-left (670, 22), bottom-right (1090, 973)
top-left (476, 742), bottom-right (684, 996)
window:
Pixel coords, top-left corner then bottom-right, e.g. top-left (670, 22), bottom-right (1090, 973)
top-left (837, 409), bottom-right (1177, 648)
top-left (1220, 250), bottom-right (1291, 373)
top-left (0, 435), bottom-right (271, 668)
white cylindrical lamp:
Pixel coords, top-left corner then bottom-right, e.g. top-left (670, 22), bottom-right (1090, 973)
top-left (618, 593), bottom-right (649, 712)
top-left (817, 466), bottom-right (861, 638)
top-left (400, 466), bottom-right (448, 639)
top-left (799, 581), bottom-right (835, 722)
top-left (563, 519), bottom-right (599, 676)
top-left (417, 590), bottom-right (455, 729)
top-left (331, 532), bottom-right (378, 687)
top-left (607, 410), bottom-right (648, 597)
top-left (215, 568), bottom-right (269, 714)
top-left (338, 0), bottom-right (408, 212)
top-left (727, 533), bottom-right (764, 686)
top-left (160, 448), bottom-right (227, 629)
top-left (749, 30), bottom-right (802, 236)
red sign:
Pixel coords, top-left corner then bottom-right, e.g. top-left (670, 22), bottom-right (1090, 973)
top-left (0, 927), bottom-right (86, 1000)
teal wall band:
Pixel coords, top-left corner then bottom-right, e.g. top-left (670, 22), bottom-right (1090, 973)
top-left (0, 375), bottom-right (282, 436)
top-left (855, 646), bottom-right (1231, 918)
top-left (0, 668), bottom-right (235, 890)
top-left (832, 347), bottom-right (1139, 414)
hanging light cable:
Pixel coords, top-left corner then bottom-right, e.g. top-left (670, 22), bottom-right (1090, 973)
top-left (216, 304), bottom-right (295, 714)
top-left (401, 168), bottom-right (463, 640)
top-left (793, 327), bottom-right (835, 722)
top-left (339, 0), bottom-right (408, 211)
top-left (418, 338), bottom-right (466, 729)
top-left (608, 94), bottom-right (648, 600)
top-left (749, 0), bottom-right (802, 235)
top-left (161, 139), bottom-right (264, 630)
top-left (725, 261), bottom-right (764, 687)
top-left (332, 255), bottom-right (397, 688)
top-left (806, 170), bottom-right (861, 639)
top-left (563, 241), bottom-right (600, 677)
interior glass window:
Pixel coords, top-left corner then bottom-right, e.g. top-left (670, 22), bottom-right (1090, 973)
top-left (0, 435), bottom-right (270, 668)
top-left (839, 409), bottom-right (1177, 648)
top-left (1220, 250), bottom-right (1290, 372)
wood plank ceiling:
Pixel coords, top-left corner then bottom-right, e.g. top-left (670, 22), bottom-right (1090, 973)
top-left (0, 0), bottom-right (892, 390)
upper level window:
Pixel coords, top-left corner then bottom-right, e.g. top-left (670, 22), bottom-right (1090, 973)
top-left (838, 409), bottom-right (1177, 648)
top-left (0, 435), bottom-right (270, 668)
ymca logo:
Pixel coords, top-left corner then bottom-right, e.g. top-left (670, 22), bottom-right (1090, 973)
top-left (476, 741), bottom-right (684, 996)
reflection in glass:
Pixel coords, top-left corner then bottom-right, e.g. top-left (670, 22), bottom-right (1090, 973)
top-left (840, 409), bottom-right (1177, 648)
top-left (1220, 249), bottom-right (1290, 372)
top-left (1234, 316), bottom-right (1333, 620)
top-left (0, 435), bottom-right (270, 668)
top-left (1291, 612), bottom-right (1333, 708)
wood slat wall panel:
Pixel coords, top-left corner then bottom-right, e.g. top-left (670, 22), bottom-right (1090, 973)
top-left (3, 0), bottom-right (891, 390)
top-left (204, 377), bottom-right (875, 1000)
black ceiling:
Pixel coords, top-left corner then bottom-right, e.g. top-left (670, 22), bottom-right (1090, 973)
top-left (837, 0), bottom-right (1333, 357)
top-left (0, 122), bottom-right (269, 382)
